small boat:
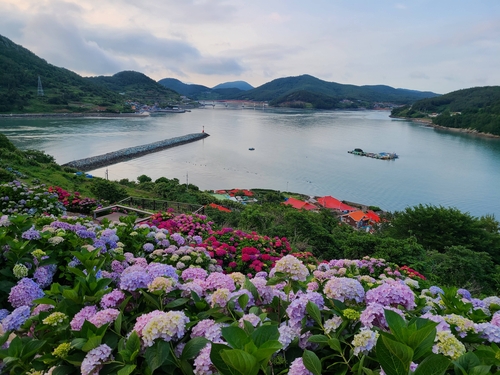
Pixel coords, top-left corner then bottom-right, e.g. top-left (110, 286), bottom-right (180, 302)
top-left (248, 148), bottom-right (255, 151)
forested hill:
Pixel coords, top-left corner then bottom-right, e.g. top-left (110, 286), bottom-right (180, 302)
top-left (0, 34), bottom-right (127, 113)
top-left (391, 86), bottom-right (500, 136)
top-left (0, 34), bottom-right (179, 113)
top-left (86, 71), bottom-right (180, 104)
top-left (229, 74), bottom-right (439, 109)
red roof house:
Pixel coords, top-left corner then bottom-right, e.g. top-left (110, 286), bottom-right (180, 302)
top-left (317, 196), bottom-right (356, 212)
top-left (366, 210), bottom-right (381, 223)
top-left (208, 203), bottom-right (231, 212)
top-left (283, 197), bottom-right (317, 211)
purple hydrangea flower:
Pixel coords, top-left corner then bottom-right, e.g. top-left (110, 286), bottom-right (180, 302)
top-left (100, 290), bottom-right (126, 309)
top-left (2, 305), bottom-right (31, 331)
top-left (204, 272), bottom-right (235, 292)
top-left (8, 278), bottom-right (44, 308)
top-left (70, 305), bottom-right (98, 330)
top-left (457, 289), bottom-right (472, 300)
top-left (365, 281), bottom-right (416, 310)
top-left (143, 243), bottom-right (155, 253)
top-left (181, 267), bottom-right (208, 281)
top-left (76, 229), bottom-right (96, 239)
top-left (120, 266), bottom-right (152, 291)
top-left (171, 233), bottom-right (185, 246)
top-left (89, 309), bottom-right (120, 328)
top-left (34, 264), bottom-right (57, 288)
top-left (81, 344), bottom-right (114, 375)
top-left (289, 358), bottom-right (313, 375)
top-left (21, 226), bottom-right (41, 240)
top-left (429, 286), bottom-right (445, 296)
top-left (147, 263), bottom-right (178, 280)
top-left (323, 277), bottom-right (365, 304)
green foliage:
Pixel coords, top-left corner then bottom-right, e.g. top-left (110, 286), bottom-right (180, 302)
top-left (210, 324), bottom-right (282, 375)
top-left (137, 174), bottom-right (152, 183)
top-left (376, 310), bottom-right (451, 375)
top-left (0, 132), bottom-right (17, 151)
top-left (90, 179), bottom-right (128, 203)
top-left (381, 204), bottom-right (500, 259)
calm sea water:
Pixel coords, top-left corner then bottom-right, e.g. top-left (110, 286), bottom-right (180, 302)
top-left (1, 108), bottom-right (500, 218)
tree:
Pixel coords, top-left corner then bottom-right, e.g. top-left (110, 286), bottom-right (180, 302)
top-left (90, 179), bottom-right (128, 203)
top-left (137, 174), bottom-right (152, 183)
top-left (381, 204), bottom-right (500, 263)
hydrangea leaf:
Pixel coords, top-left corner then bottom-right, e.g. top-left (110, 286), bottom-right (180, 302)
top-left (376, 335), bottom-right (413, 375)
top-left (303, 349), bottom-right (322, 375)
top-left (413, 353), bottom-right (451, 375)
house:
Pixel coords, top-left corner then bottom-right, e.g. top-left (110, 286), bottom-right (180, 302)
top-left (316, 195), bottom-right (356, 212)
top-left (283, 197), bottom-right (317, 211)
top-left (341, 210), bottom-right (370, 229)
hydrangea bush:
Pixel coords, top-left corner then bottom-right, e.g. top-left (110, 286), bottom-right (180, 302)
top-left (1, 187), bottom-right (500, 374)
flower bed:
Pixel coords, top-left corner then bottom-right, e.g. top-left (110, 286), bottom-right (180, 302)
top-left (1, 186), bottom-right (500, 375)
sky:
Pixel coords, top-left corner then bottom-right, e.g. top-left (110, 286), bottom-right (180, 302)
top-left (1, 0), bottom-right (499, 94)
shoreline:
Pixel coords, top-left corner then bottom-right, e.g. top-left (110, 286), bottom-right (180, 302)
top-left (0, 112), bottom-right (149, 119)
top-left (390, 115), bottom-right (500, 139)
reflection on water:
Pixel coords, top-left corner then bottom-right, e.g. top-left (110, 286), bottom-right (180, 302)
top-left (2, 109), bottom-right (500, 218)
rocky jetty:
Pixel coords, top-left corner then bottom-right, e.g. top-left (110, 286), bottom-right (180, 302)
top-left (63, 133), bottom-right (209, 171)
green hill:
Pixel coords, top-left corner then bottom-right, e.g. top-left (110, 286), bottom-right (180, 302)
top-left (0, 34), bottom-right (131, 113)
top-left (229, 74), bottom-right (439, 109)
top-left (391, 86), bottom-right (500, 136)
top-left (87, 71), bottom-right (180, 106)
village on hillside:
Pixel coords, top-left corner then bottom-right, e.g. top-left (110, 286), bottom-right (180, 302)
top-left (209, 189), bottom-right (381, 232)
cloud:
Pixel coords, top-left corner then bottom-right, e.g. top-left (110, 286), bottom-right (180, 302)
top-left (410, 72), bottom-right (430, 80)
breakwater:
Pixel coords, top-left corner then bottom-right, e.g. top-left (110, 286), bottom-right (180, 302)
top-left (62, 133), bottom-right (210, 171)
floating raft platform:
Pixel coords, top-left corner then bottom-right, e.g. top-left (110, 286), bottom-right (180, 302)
top-left (63, 132), bottom-right (209, 171)
top-left (348, 148), bottom-right (398, 160)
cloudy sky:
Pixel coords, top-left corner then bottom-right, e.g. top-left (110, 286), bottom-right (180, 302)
top-left (1, 0), bottom-right (499, 94)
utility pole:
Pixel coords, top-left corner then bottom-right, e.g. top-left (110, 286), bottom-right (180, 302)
top-left (37, 76), bottom-right (44, 96)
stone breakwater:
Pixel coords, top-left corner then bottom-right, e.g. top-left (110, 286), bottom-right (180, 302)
top-left (62, 133), bottom-right (210, 171)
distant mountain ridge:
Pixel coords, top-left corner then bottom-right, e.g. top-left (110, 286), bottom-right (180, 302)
top-left (0, 32), bottom-right (440, 113)
top-left (212, 81), bottom-right (253, 91)
top-left (159, 74), bottom-right (440, 109)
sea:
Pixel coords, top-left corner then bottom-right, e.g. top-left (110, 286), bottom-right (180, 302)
top-left (1, 107), bottom-right (500, 218)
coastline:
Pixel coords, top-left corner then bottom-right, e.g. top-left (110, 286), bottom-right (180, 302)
top-left (390, 115), bottom-right (500, 139)
top-left (0, 112), bottom-right (149, 119)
